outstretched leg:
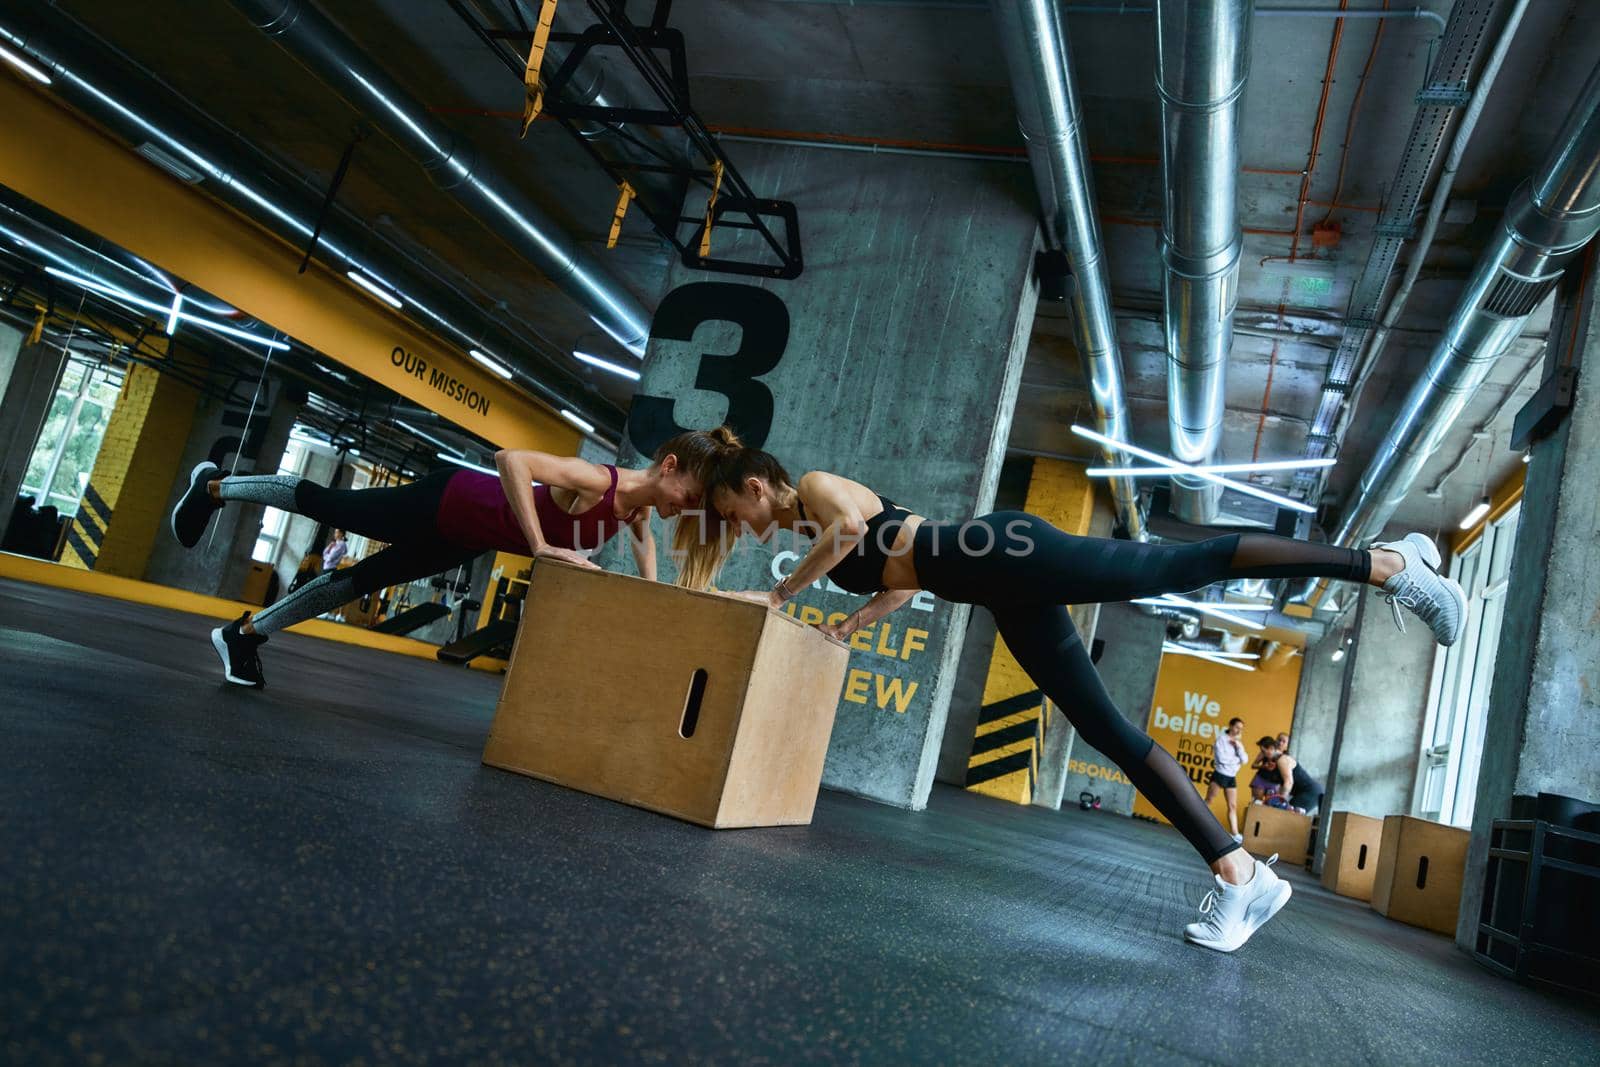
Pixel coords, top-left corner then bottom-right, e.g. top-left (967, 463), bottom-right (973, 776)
top-left (991, 602), bottom-right (1241, 865)
top-left (212, 539), bottom-right (477, 687)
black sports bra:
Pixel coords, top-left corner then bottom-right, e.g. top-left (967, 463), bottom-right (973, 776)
top-left (797, 494), bottom-right (912, 594)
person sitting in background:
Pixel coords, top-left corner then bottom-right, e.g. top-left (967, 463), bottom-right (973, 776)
top-left (322, 528), bottom-right (349, 572)
top-left (1204, 717), bottom-right (1248, 844)
top-left (1249, 737), bottom-right (1282, 803)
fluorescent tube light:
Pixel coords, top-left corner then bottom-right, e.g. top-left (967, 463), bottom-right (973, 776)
top-left (1162, 642), bottom-right (1257, 672)
top-left (346, 270), bottom-right (402, 309)
top-left (469, 348), bottom-right (513, 379)
top-left (1072, 425), bottom-right (1316, 515)
top-left (575, 350), bottom-right (641, 381)
top-left (436, 451), bottom-right (497, 476)
top-left (560, 409), bottom-right (595, 434)
top-left (0, 42), bottom-right (51, 85)
top-left (1086, 457), bottom-right (1335, 477)
top-left (1458, 497), bottom-right (1491, 531)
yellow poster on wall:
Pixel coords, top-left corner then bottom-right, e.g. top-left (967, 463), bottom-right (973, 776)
top-left (1133, 652), bottom-right (1302, 829)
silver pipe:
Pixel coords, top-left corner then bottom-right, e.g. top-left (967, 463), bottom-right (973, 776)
top-left (1302, 57), bottom-right (1600, 596)
top-left (715, 131), bottom-right (1030, 165)
top-left (1157, 0), bottom-right (1252, 524)
top-left (0, 4), bottom-right (622, 434)
top-left (1320, 0), bottom-right (1532, 501)
top-left (992, 0), bottom-right (1146, 540)
top-left (228, 0), bottom-right (652, 356)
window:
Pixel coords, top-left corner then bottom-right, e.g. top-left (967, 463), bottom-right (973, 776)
top-left (252, 440), bottom-right (309, 565)
top-left (1414, 503), bottom-right (1520, 827)
top-left (18, 356), bottom-right (124, 516)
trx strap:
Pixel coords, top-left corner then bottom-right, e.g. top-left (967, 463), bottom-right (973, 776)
top-left (607, 181), bottom-right (637, 249)
top-left (27, 304), bottom-right (47, 346)
top-left (520, 0), bottom-right (560, 137)
top-left (699, 159), bottom-right (725, 257)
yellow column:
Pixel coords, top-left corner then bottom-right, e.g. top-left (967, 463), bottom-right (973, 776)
top-left (61, 338), bottom-right (199, 577)
top-left (965, 459), bottom-right (1096, 804)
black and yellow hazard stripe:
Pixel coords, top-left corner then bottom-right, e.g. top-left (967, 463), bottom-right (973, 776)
top-left (965, 688), bottom-right (1046, 803)
top-left (63, 482), bottom-right (113, 568)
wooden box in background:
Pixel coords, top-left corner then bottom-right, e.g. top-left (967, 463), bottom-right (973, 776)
top-left (1321, 811), bottom-right (1384, 901)
top-left (1242, 803), bottom-right (1314, 866)
top-left (1371, 815), bottom-right (1470, 935)
top-left (483, 562), bottom-right (851, 828)
top-left (239, 560), bottom-right (274, 606)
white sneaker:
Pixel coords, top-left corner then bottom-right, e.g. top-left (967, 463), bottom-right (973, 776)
top-left (1184, 854), bottom-right (1292, 953)
top-left (1231, 833), bottom-right (1244, 844)
top-left (1372, 532), bottom-right (1467, 646)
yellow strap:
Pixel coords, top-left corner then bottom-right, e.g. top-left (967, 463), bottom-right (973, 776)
top-left (607, 181), bottom-right (636, 249)
top-left (27, 304), bottom-right (46, 346)
top-left (520, 0), bottom-right (560, 138)
top-left (698, 159), bottom-right (725, 257)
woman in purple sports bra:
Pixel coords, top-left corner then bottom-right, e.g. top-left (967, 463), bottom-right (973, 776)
top-left (168, 427), bottom-right (737, 688)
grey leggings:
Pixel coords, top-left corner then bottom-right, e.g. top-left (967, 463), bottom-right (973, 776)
top-left (219, 471), bottom-right (477, 635)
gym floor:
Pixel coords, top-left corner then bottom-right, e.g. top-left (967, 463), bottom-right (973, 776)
top-left (4, 579), bottom-right (1597, 1065)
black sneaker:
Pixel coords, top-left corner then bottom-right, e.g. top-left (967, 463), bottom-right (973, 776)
top-left (171, 461), bottom-right (227, 548)
top-left (211, 613), bottom-right (267, 688)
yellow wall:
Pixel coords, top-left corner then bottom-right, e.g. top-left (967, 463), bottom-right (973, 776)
top-left (966, 458), bottom-right (1096, 804)
top-left (61, 342), bottom-right (199, 576)
top-left (1133, 651), bottom-right (1303, 828)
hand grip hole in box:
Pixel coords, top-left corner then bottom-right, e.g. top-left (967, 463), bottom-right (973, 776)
top-left (680, 668), bottom-right (708, 738)
top-left (1357, 843), bottom-right (1368, 870)
top-left (1416, 855), bottom-right (1429, 889)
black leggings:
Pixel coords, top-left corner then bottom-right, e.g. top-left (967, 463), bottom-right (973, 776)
top-left (289, 471), bottom-right (477, 596)
top-left (247, 471), bottom-right (479, 636)
top-left (914, 512), bottom-right (1369, 864)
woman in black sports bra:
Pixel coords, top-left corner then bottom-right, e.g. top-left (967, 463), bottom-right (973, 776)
top-left (688, 435), bottom-right (1467, 954)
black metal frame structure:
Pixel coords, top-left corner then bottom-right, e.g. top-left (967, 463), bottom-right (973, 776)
top-left (447, 0), bottom-right (803, 280)
top-left (1474, 818), bottom-right (1600, 998)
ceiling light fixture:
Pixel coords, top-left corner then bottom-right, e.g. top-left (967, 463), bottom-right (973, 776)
top-left (1458, 496), bottom-right (1491, 531)
top-left (164, 292), bottom-right (182, 336)
top-left (1086, 458), bottom-right (1335, 477)
top-left (1072, 425), bottom-right (1317, 514)
top-left (1331, 648), bottom-right (1346, 663)
top-left (435, 451), bottom-right (497, 476)
top-left (395, 420), bottom-right (456, 452)
top-left (346, 269), bottom-right (403, 309)
top-left (0, 42), bottom-right (52, 85)
top-left (469, 348), bottom-right (513, 380)
top-left (561, 409), bottom-right (596, 434)
top-left (44, 266), bottom-right (289, 350)
top-left (1162, 642), bottom-right (1257, 672)
top-left (1132, 593), bottom-right (1266, 631)
top-left (574, 350), bottom-right (641, 381)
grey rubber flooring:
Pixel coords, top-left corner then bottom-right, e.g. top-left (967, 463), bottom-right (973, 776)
top-left (2, 577), bottom-right (1596, 1065)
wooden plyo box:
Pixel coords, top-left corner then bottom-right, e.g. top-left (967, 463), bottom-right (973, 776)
top-left (482, 562), bottom-right (851, 828)
top-left (1371, 815), bottom-right (1470, 935)
top-left (1242, 803), bottom-right (1314, 866)
top-left (1321, 811), bottom-right (1384, 902)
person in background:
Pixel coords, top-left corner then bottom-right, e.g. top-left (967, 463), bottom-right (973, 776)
top-left (1275, 744), bottom-right (1324, 815)
top-left (1249, 737), bottom-right (1282, 803)
top-left (1277, 731), bottom-right (1292, 756)
top-left (322, 528), bottom-right (349, 572)
top-left (1204, 717), bottom-right (1248, 844)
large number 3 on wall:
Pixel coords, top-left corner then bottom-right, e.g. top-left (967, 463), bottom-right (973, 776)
top-left (626, 282), bottom-right (789, 456)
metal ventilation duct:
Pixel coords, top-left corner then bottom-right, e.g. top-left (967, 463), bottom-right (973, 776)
top-left (228, 0), bottom-right (652, 356)
top-left (1156, 0), bottom-right (1253, 523)
top-left (991, 0), bottom-right (1145, 540)
top-left (1296, 57), bottom-right (1600, 603)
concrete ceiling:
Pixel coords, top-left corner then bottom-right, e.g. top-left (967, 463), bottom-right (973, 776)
top-left (39, 0), bottom-right (1600, 538)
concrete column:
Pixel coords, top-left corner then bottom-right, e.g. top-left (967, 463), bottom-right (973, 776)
top-left (1458, 273), bottom-right (1600, 948)
top-left (143, 368), bottom-right (302, 597)
top-left (611, 142), bottom-right (1039, 810)
top-left (59, 340), bottom-right (201, 578)
top-left (1279, 565), bottom-right (1435, 835)
top-left (0, 337), bottom-right (69, 547)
